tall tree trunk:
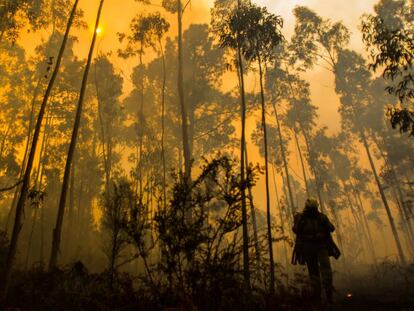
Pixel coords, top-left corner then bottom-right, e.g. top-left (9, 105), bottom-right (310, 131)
top-left (24, 112), bottom-right (51, 269)
top-left (159, 40), bottom-right (167, 211)
top-left (39, 114), bottom-right (53, 266)
top-left (5, 29), bottom-right (57, 232)
top-left (0, 0), bottom-right (80, 302)
top-left (360, 130), bottom-right (406, 265)
top-left (64, 157), bottom-right (76, 259)
top-left (95, 64), bottom-right (110, 189)
top-left (138, 47), bottom-right (144, 199)
top-left (258, 55), bottom-right (275, 293)
top-left (294, 129), bottom-right (309, 197)
top-left (49, 0), bottom-right (104, 270)
top-left (390, 183), bottom-right (414, 257)
top-left (177, 0), bottom-right (191, 180)
top-left (272, 102), bottom-right (295, 216)
top-left (344, 189), bottom-right (372, 262)
top-left (302, 130), bottom-right (326, 213)
top-left (245, 145), bottom-right (260, 263)
top-left (236, 0), bottom-right (250, 288)
top-left (351, 182), bottom-right (377, 264)
top-left (271, 165), bottom-right (289, 273)
top-left (327, 199), bottom-right (348, 273)
top-left (372, 135), bottom-right (414, 254)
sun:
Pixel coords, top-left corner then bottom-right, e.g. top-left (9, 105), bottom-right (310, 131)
top-left (96, 27), bottom-right (103, 35)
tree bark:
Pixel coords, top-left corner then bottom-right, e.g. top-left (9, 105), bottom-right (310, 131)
top-left (177, 0), bottom-right (191, 181)
top-left (272, 102), bottom-right (295, 216)
top-left (294, 129), bottom-right (309, 197)
top-left (49, 0), bottom-right (104, 270)
top-left (258, 55), bottom-right (275, 293)
top-left (236, 0), bottom-right (250, 287)
top-left (0, 0), bottom-right (80, 302)
top-left (360, 130), bottom-right (406, 265)
top-left (245, 145), bottom-right (260, 263)
top-left (271, 164), bottom-right (289, 270)
top-left (302, 130), bottom-right (326, 213)
top-left (159, 40), bottom-right (167, 211)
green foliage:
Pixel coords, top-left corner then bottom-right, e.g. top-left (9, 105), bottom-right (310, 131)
top-left (0, 0), bottom-right (85, 43)
top-left (214, 2), bottom-right (283, 63)
top-left (290, 6), bottom-right (350, 70)
top-left (118, 13), bottom-right (170, 58)
top-left (361, 0), bottom-right (414, 135)
top-left (155, 155), bottom-right (259, 307)
top-left (101, 180), bottom-right (131, 275)
top-left (361, 0), bottom-right (414, 101)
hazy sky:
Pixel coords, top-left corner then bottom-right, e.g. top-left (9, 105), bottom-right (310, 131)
top-left (68, 0), bottom-right (377, 130)
top-left (20, 0), bottom-right (381, 211)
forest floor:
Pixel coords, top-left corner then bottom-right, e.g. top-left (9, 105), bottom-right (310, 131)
top-left (333, 294), bottom-right (413, 311)
top-left (3, 261), bottom-right (414, 310)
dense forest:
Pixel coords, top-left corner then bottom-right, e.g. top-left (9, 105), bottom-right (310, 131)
top-left (0, 0), bottom-right (414, 310)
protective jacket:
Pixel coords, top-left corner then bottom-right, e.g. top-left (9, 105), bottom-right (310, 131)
top-left (292, 210), bottom-right (341, 265)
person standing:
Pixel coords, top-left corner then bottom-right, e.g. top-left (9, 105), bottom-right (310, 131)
top-left (292, 198), bottom-right (341, 303)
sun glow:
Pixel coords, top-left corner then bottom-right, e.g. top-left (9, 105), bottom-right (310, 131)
top-left (96, 27), bottom-right (102, 35)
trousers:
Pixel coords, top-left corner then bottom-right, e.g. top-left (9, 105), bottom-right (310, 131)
top-left (305, 247), bottom-right (333, 301)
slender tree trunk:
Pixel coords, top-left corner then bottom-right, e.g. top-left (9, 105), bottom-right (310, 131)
top-left (64, 158), bottom-right (76, 259)
top-left (394, 182), bottom-right (414, 255)
top-left (24, 208), bottom-right (38, 269)
top-left (159, 40), bottom-right (167, 211)
top-left (236, 0), bottom-right (250, 287)
top-left (177, 0), bottom-right (191, 180)
top-left (360, 130), bottom-right (406, 265)
top-left (258, 56), bottom-right (275, 292)
top-left (372, 135), bottom-right (414, 254)
top-left (302, 130), bottom-right (326, 213)
top-left (390, 183), bottom-right (414, 257)
top-left (38, 114), bottom-right (53, 266)
top-left (24, 112), bottom-right (51, 269)
top-left (0, 0), bottom-right (79, 302)
top-left (351, 183), bottom-right (377, 264)
top-left (245, 145), bottom-right (260, 263)
top-left (344, 190), bottom-right (371, 262)
top-left (294, 129), bottom-right (309, 197)
top-left (5, 29), bottom-right (56, 232)
top-left (138, 47), bottom-right (144, 199)
top-left (95, 63), bottom-right (110, 189)
top-left (327, 199), bottom-right (348, 274)
top-left (272, 102), bottom-right (295, 216)
top-left (271, 165), bottom-right (289, 275)
top-left (49, 0), bottom-right (104, 270)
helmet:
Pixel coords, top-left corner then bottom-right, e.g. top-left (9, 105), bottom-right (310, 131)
top-left (304, 198), bottom-right (319, 212)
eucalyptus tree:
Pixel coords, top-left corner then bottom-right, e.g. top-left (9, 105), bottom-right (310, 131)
top-left (119, 13), bottom-right (169, 198)
top-left (93, 56), bottom-right (125, 189)
top-left (362, 77), bottom-right (414, 250)
top-left (265, 58), bottom-right (297, 216)
top-left (152, 0), bottom-right (192, 180)
top-left (21, 34), bottom-right (85, 265)
top-left (212, 0), bottom-right (251, 286)
top-left (237, 5), bottom-right (284, 291)
top-left (284, 74), bottom-right (318, 201)
top-left (0, 0), bottom-right (49, 43)
top-left (0, 44), bottom-right (33, 205)
top-left (361, 0), bottom-right (414, 134)
top-left (290, 6), bottom-right (350, 72)
top-left (291, 6), bottom-right (407, 264)
top-left (335, 49), bottom-right (406, 264)
top-left (289, 7), bottom-right (349, 211)
top-left (328, 135), bottom-right (377, 263)
top-left (0, 0), bottom-right (81, 301)
top-left (49, 0), bottom-right (105, 270)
